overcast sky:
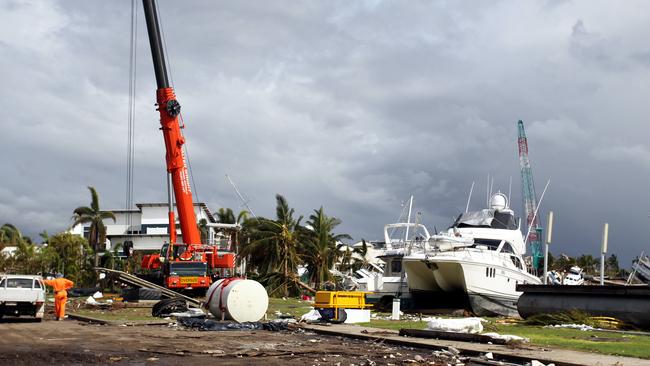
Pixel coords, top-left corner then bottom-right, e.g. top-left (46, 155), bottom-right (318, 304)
top-left (2, 0), bottom-right (650, 266)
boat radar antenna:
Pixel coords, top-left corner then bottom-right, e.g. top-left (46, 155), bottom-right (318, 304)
top-left (490, 192), bottom-right (508, 211)
top-left (225, 174), bottom-right (257, 219)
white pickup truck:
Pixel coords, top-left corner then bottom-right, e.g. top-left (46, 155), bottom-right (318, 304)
top-left (0, 274), bottom-right (46, 321)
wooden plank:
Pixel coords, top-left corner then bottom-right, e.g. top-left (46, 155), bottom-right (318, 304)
top-left (399, 328), bottom-right (507, 345)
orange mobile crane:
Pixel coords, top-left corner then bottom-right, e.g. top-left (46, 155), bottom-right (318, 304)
top-left (139, 0), bottom-right (234, 290)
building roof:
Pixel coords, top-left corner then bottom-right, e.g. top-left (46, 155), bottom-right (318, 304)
top-left (108, 202), bottom-right (217, 223)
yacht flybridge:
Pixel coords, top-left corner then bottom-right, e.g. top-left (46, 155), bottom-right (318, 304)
top-left (402, 193), bottom-right (541, 317)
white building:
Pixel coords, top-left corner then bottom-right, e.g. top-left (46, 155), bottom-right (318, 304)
top-left (69, 202), bottom-right (218, 253)
top-left (1, 246), bottom-right (18, 257)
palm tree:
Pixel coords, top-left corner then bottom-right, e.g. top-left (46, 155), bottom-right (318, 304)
top-left (72, 186), bottom-right (116, 267)
top-left (39, 230), bottom-right (50, 245)
top-left (337, 239), bottom-right (369, 274)
top-left (102, 242), bottom-right (124, 270)
top-left (0, 223), bottom-right (22, 245)
top-left (241, 194), bottom-right (304, 296)
top-left (303, 207), bottom-right (352, 289)
top-left (216, 208), bottom-right (236, 224)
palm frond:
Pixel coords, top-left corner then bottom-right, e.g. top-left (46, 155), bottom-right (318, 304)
top-left (88, 186), bottom-right (100, 212)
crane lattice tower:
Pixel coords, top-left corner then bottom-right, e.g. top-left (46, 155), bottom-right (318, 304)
top-left (517, 120), bottom-right (544, 270)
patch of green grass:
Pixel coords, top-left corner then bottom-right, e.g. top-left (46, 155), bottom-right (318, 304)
top-left (359, 315), bottom-right (650, 359)
top-left (491, 324), bottom-right (650, 359)
top-left (266, 297), bottom-right (314, 319)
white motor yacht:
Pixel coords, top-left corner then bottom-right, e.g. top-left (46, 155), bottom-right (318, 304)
top-left (402, 193), bottom-right (541, 317)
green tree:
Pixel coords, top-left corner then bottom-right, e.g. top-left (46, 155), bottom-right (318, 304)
top-left (101, 242), bottom-right (125, 270)
top-left (605, 254), bottom-right (620, 278)
top-left (577, 254), bottom-right (599, 275)
top-left (72, 186), bottom-right (116, 267)
top-left (241, 194), bottom-right (304, 297)
top-left (48, 232), bottom-right (93, 285)
top-left (302, 207), bottom-right (352, 289)
top-left (551, 253), bottom-right (576, 272)
top-left (14, 239), bottom-right (39, 274)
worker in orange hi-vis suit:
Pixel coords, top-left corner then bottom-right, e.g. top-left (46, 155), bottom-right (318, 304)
top-left (43, 275), bottom-right (74, 321)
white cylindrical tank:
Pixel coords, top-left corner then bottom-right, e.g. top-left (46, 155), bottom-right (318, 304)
top-left (205, 279), bottom-right (268, 322)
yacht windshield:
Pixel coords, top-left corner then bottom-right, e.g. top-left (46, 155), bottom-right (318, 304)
top-left (473, 238), bottom-right (501, 250)
top-left (452, 209), bottom-right (517, 230)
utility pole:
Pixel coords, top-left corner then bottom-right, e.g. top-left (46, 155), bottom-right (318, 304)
top-left (601, 223), bottom-right (609, 286)
top-left (543, 211), bottom-right (553, 284)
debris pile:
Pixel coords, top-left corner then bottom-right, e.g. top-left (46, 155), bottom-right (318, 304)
top-left (426, 317), bottom-right (485, 333)
top-left (177, 318), bottom-right (290, 332)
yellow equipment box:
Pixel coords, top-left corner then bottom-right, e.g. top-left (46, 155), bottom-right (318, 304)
top-left (315, 291), bottom-right (371, 309)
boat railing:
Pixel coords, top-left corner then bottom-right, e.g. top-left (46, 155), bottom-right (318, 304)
top-left (386, 238), bottom-right (427, 255)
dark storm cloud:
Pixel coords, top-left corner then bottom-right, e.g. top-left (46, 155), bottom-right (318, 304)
top-left (2, 0), bottom-right (650, 266)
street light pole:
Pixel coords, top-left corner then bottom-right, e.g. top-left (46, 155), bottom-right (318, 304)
top-left (601, 223), bottom-right (609, 286)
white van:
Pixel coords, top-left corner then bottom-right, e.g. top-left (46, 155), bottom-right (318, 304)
top-left (0, 275), bottom-right (46, 321)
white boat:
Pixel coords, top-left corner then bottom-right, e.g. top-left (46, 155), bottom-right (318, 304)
top-left (402, 193), bottom-right (541, 317)
top-left (562, 266), bottom-right (585, 285)
top-left (353, 222), bottom-right (430, 308)
top-left (630, 253), bottom-right (650, 285)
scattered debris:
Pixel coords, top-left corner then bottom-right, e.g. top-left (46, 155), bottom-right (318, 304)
top-left (400, 328), bottom-right (510, 345)
top-left (200, 349), bottom-right (225, 355)
top-left (544, 323), bottom-right (594, 331)
top-left (169, 308), bottom-right (205, 318)
top-left (481, 332), bottom-right (529, 343)
top-left (300, 308), bottom-right (322, 322)
top-left (177, 317), bottom-right (290, 332)
top-left (152, 298), bottom-right (188, 318)
top-left (426, 317), bottom-right (485, 333)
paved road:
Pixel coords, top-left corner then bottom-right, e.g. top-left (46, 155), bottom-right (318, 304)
top-left (0, 318), bottom-right (456, 365)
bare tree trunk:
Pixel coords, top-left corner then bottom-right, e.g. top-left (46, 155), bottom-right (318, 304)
top-left (284, 241), bottom-right (288, 297)
top-left (94, 226), bottom-right (100, 268)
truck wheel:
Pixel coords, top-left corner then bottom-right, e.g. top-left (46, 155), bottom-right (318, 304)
top-left (335, 309), bottom-right (347, 324)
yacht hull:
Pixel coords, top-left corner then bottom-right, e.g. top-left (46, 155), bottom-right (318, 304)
top-left (404, 255), bottom-right (540, 317)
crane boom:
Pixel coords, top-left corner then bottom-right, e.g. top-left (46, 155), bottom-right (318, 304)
top-left (517, 120), bottom-right (543, 270)
top-left (142, 0), bottom-right (201, 246)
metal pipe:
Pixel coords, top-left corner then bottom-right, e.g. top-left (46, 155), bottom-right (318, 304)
top-left (543, 211), bottom-right (553, 284)
top-left (465, 181), bottom-right (475, 213)
top-left (142, 0), bottom-right (169, 89)
top-left (404, 195), bottom-right (413, 241)
top-left (167, 173), bottom-right (174, 214)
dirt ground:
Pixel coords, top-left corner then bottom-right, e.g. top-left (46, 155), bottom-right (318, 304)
top-left (0, 318), bottom-right (456, 366)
